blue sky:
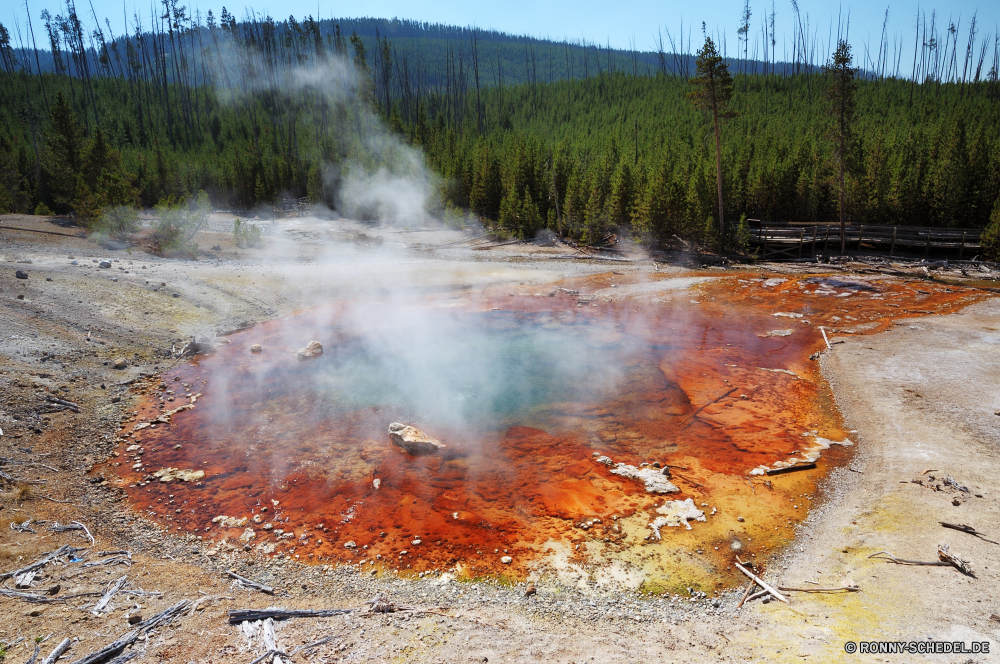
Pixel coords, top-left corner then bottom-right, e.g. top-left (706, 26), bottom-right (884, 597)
top-left (9, 0), bottom-right (999, 71)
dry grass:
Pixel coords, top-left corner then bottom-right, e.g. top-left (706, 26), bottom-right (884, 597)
top-left (0, 482), bottom-right (34, 503)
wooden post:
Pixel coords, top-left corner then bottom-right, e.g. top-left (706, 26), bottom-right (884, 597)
top-left (812, 226), bottom-right (818, 258)
top-left (925, 229), bottom-right (931, 256)
top-left (857, 224), bottom-right (864, 252)
top-left (799, 228), bottom-right (804, 257)
top-left (824, 225), bottom-right (830, 253)
top-left (960, 232), bottom-right (966, 259)
top-left (890, 226), bottom-right (897, 256)
top-left (762, 227), bottom-right (768, 258)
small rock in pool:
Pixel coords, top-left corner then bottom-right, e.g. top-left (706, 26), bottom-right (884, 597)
top-left (344, 541), bottom-right (357, 549)
top-left (388, 422), bottom-right (446, 455)
top-left (296, 340), bottom-right (323, 360)
top-left (250, 344), bottom-right (262, 354)
top-left (501, 556), bottom-right (512, 564)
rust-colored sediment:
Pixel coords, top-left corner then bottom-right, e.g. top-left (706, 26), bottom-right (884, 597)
top-left (104, 273), bottom-right (984, 590)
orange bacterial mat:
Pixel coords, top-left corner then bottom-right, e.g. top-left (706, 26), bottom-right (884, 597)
top-left (104, 273), bottom-right (984, 591)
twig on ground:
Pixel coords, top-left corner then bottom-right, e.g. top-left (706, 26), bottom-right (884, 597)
top-left (226, 570), bottom-right (274, 595)
top-left (37, 495), bottom-right (75, 504)
top-left (187, 594), bottom-right (234, 614)
top-left (735, 580), bottom-right (757, 609)
top-left (26, 644), bottom-right (41, 664)
top-left (939, 522), bottom-right (999, 544)
top-left (71, 521), bottom-right (95, 545)
top-left (734, 563), bottom-right (788, 604)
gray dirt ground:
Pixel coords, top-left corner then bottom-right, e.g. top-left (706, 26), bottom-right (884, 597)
top-left (1, 213), bottom-right (999, 663)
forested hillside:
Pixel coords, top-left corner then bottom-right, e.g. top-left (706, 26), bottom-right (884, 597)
top-left (1, 6), bottom-right (999, 253)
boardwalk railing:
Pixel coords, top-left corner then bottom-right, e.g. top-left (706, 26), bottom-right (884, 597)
top-left (748, 223), bottom-right (983, 260)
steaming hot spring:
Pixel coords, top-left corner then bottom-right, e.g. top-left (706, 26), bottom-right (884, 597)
top-left (107, 272), bottom-right (977, 591)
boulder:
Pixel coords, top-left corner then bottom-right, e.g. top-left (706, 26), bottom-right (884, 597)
top-left (15, 270), bottom-right (28, 279)
top-left (296, 340), bottom-right (323, 360)
top-left (250, 344), bottom-right (262, 354)
top-left (98, 260), bottom-right (112, 268)
top-left (388, 422), bottom-right (446, 455)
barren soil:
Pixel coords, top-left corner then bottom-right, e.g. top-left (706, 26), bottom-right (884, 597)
top-left (1, 213), bottom-right (999, 663)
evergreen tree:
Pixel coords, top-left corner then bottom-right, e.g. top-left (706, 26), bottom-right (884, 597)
top-left (43, 92), bottom-right (84, 213)
top-left (687, 37), bottom-right (734, 240)
top-left (824, 40), bottom-right (858, 253)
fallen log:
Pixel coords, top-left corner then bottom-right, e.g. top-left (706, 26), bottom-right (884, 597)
top-left (765, 462), bottom-right (818, 476)
top-left (228, 608), bottom-right (354, 624)
top-left (777, 586), bottom-right (862, 593)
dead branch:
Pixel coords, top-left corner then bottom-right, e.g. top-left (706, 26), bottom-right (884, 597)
top-left (92, 575), bottom-right (129, 615)
top-left (939, 522), bottom-right (999, 545)
top-left (226, 570), bottom-right (274, 595)
top-left (868, 551), bottom-right (951, 567)
top-left (26, 644), bottom-right (41, 664)
top-left (248, 650), bottom-right (292, 664)
top-left (679, 387), bottom-right (738, 426)
top-left (734, 563), bottom-right (788, 604)
top-left (68, 600), bottom-right (190, 664)
top-left (937, 544), bottom-right (975, 577)
top-left (228, 608), bottom-right (353, 624)
top-left (0, 545), bottom-right (77, 580)
top-left (40, 638), bottom-right (71, 664)
top-left (71, 518), bottom-right (96, 544)
top-left (735, 580), bottom-right (757, 609)
top-left (46, 396), bottom-right (81, 412)
top-left (0, 589), bottom-right (101, 603)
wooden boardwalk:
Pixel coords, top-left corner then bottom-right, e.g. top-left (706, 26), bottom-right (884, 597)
top-left (749, 223), bottom-right (982, 261)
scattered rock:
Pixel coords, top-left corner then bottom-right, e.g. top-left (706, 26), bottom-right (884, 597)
top-left (296, 340), bottom-right (323, 360)
top-left (759, 329), bottom-right (794, 338)
top-left (250, 344), bottom-right (262, 354)
top-left (212, 515), bottom-right (249, 528)
top-left (501, 556), bottom-right (512, 564)
top-left (15, 269), bottom-right (28, 279)
top-left (172, 292), bottom-right (180, 298)
top-left (152, 467), bottom-right (205, 483)
top-left (127, 613), bottom-right (142, 625)
top-left (525, 584), bottom-right (537, 597)
top-left (344, 541), bottom-right (357, 549)
top-left (113, 357), bottom-right (128, 370)
top-left (388, 422), bottom-right (446, 455)
top-left (98, 260), bottom-right (112, 268)
top-left (737, 516), bottom-right (745, 522)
